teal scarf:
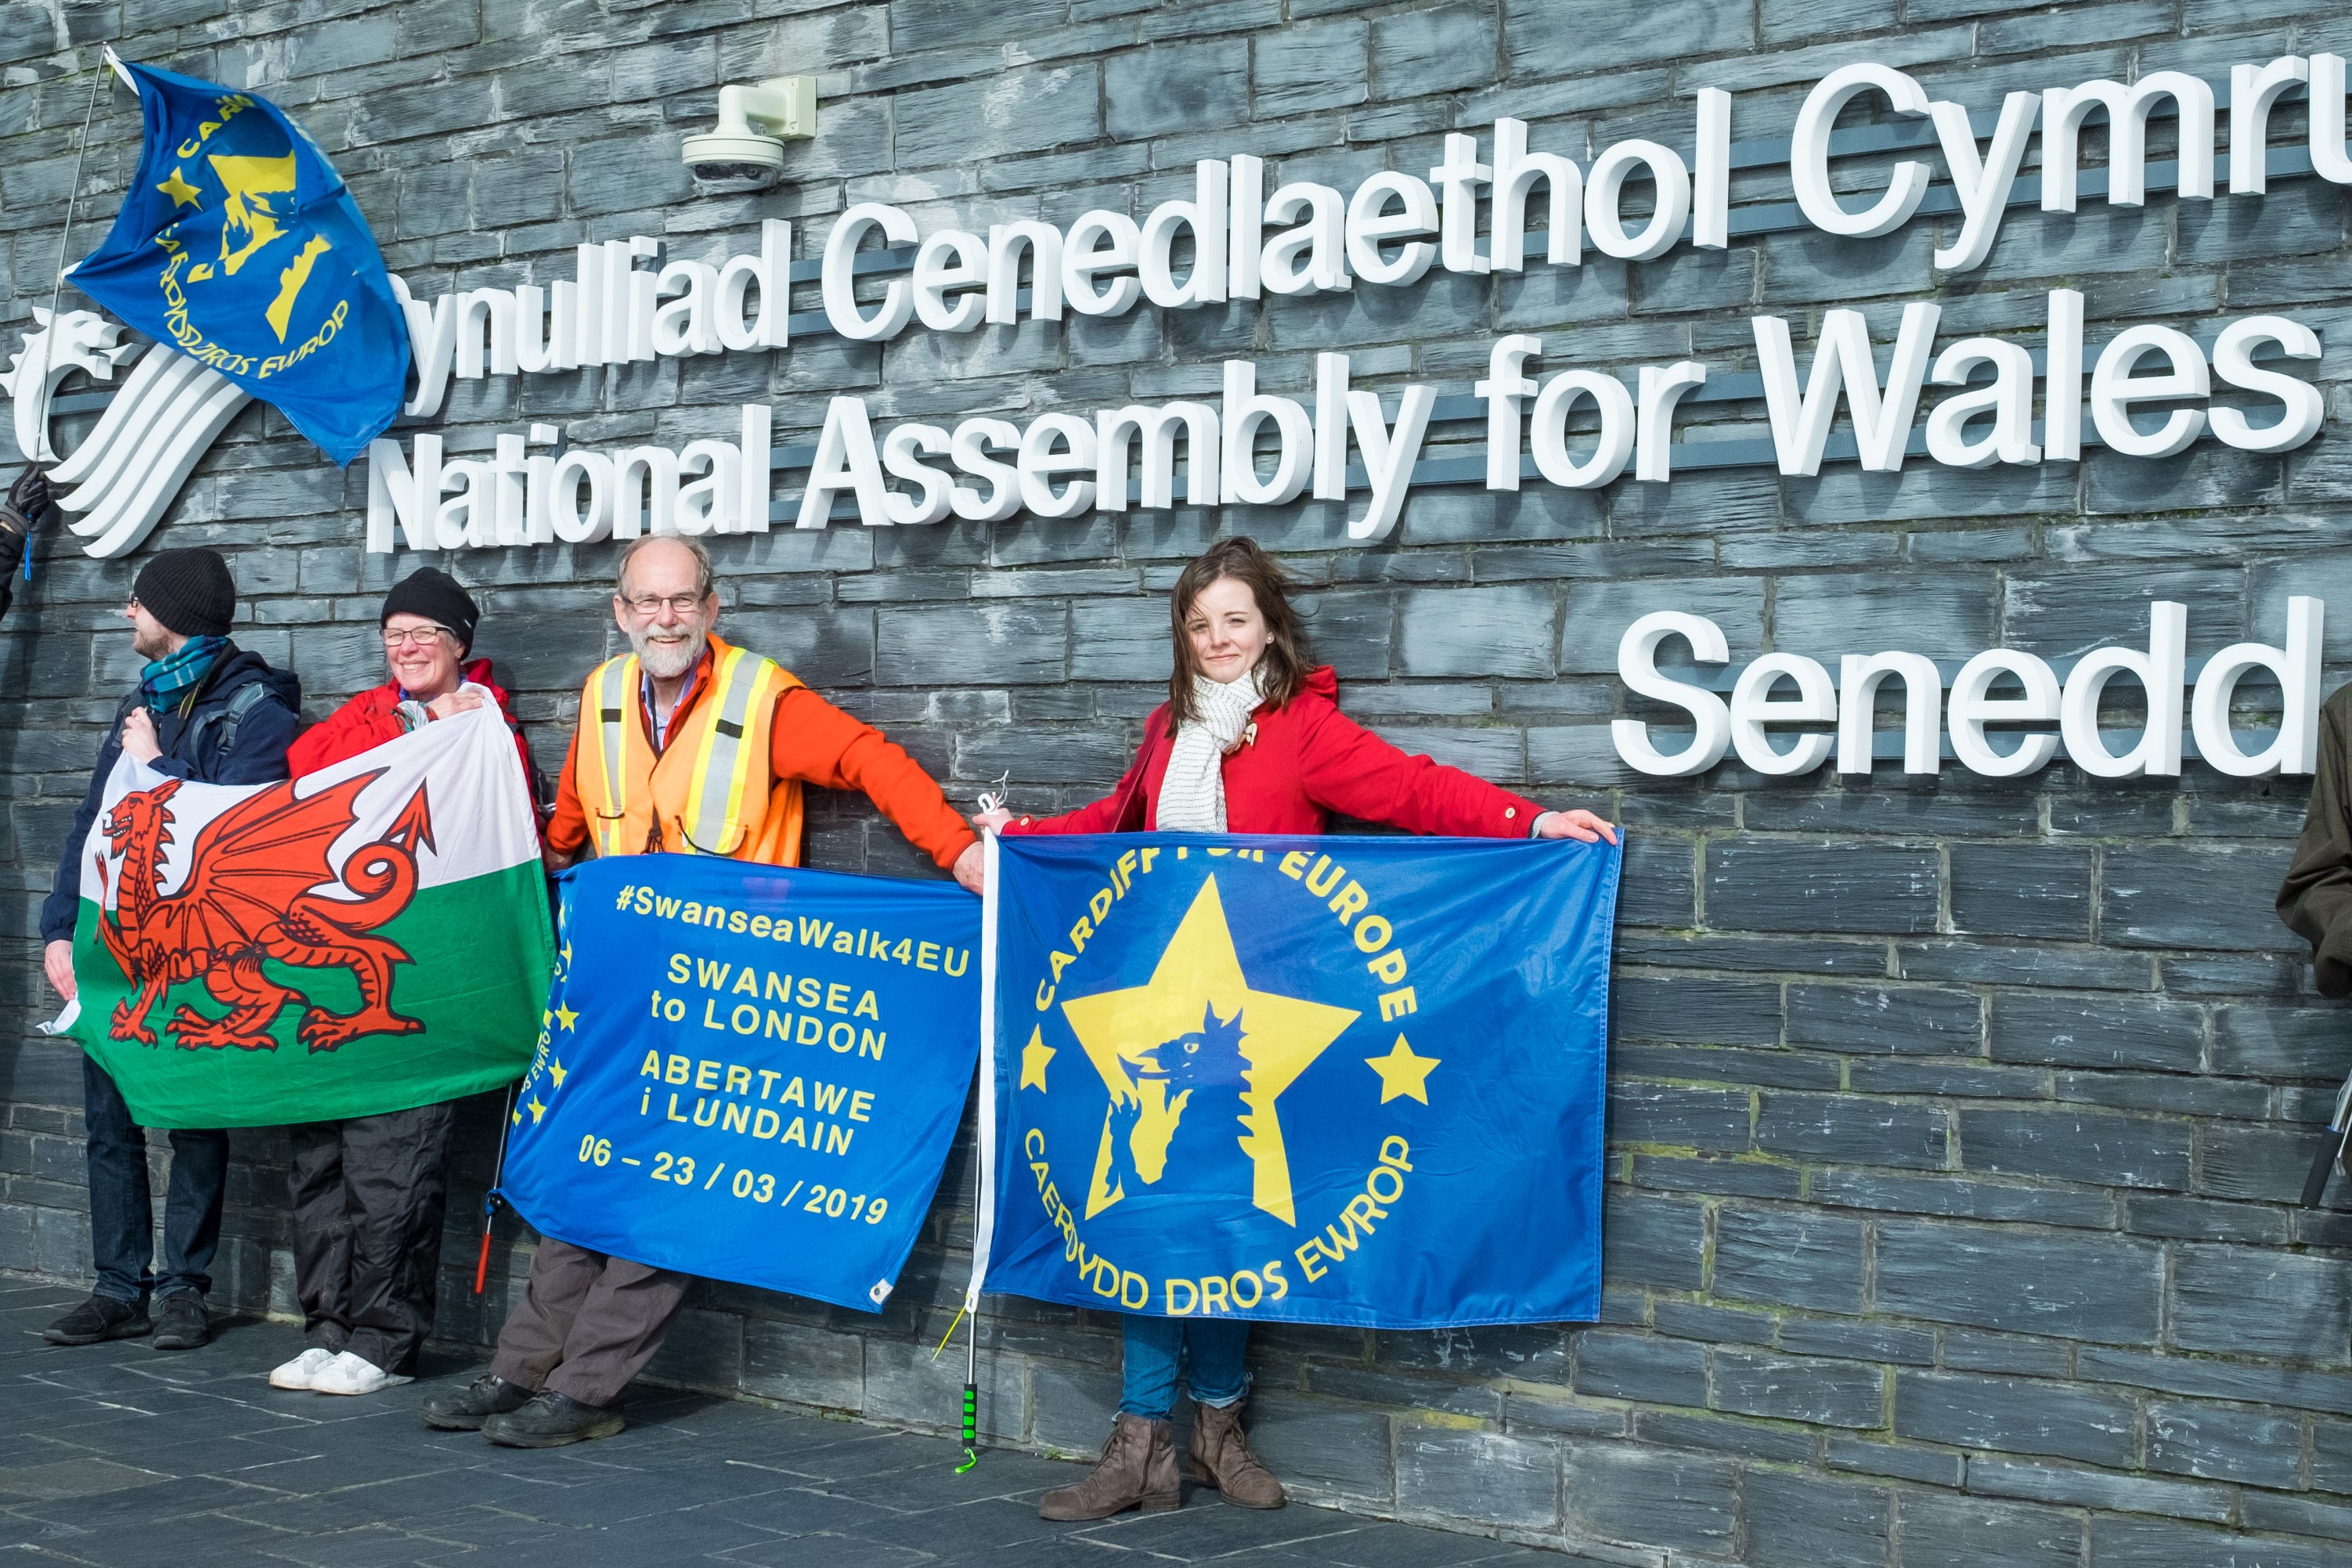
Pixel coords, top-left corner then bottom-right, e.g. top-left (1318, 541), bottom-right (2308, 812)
top-left (140, 635), bottom-right (228, 716)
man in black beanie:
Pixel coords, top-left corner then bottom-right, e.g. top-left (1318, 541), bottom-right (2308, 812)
top-left (38, 545), bottom-right (302, 1352)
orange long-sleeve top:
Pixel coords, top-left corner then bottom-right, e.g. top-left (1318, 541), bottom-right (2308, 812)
top-left (546, 647), bottom-right (977, 871)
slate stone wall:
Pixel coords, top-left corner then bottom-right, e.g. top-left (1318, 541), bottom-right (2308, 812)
top-left (5, 0), bottom-right (2352, 1563)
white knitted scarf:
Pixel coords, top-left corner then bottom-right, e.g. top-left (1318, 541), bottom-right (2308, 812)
top-left (1155, 667), bottom-right (1264, 833)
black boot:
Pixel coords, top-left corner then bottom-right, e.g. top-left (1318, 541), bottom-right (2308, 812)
top-left (420, 1373), bottom-right (534, 1431)
top-left (151, 1292), bottom-right (208, 1350)
top-left (43, 1294), bottom-right (150, 1346)
top-left (482, 1390), bottom-right (625, 1448)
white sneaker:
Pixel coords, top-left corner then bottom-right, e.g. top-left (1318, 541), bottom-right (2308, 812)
top-left (309, 1350), bottom-right (413, 1397)
top-left (269, 1347), bottom-right (337, 1390)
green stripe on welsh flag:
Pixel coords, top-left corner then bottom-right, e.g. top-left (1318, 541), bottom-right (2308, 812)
top-left (67, 705), bottom-right (554, 1129)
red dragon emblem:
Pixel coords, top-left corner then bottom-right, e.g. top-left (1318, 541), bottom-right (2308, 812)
top-left (93, 770), bottom-right (435, 1053)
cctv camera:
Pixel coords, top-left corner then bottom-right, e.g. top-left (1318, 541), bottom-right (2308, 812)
top-left (683, 77), bottom-right (817, 192)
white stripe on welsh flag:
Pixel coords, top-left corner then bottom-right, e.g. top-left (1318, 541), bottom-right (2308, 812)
top-left (80, 701), bottom-right (539, 909)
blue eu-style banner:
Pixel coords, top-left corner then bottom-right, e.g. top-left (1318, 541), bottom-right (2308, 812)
top-left (500, 857), bottom-right (980, 1312)
top-left (975, 834), bottom-right (1619, 1329)
top-left (67, 56), bottom-right (410, 464)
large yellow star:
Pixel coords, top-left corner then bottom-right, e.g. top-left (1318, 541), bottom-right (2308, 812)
top-left (526, 1096), bottom-right (547, 1123)
top-left (1061, 875), bottom-right (1358, 1226)
top-left (1019, 1028), bottom-right (1055, 1091)
top-left (548, 1058), bottom-right (568, 1090)
top-left (554, 1003), bottom-right (579, 1032)
top-left (157, 167), bottom-right (201, 207)
top-left (1365, 1036), bottom-right (1441, 1105)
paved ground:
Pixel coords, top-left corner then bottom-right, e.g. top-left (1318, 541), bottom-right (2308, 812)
top-left (0, 1277), bottom-right (1555, 1567)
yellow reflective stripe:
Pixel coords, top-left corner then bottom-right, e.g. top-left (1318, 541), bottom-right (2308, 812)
top-left (715, 662), bottom-right (781, 842)
top-left (681, 647), bottom-right (752, 853)
top-left (591, 656), bottom-right (634, 856)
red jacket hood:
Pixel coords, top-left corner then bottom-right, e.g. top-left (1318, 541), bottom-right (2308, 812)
top-left (1296, 665), bottom-right (1338, 703)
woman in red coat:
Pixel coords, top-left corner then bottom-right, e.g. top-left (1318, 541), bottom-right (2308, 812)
top-left (270, 568), bottom-right (539, 1400)
top-left (976, 538), bottom-right (1614, 1522)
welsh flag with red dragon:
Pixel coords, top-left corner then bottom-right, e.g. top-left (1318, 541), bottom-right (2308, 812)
top-left (63, 706), bottom-right (554, 1128)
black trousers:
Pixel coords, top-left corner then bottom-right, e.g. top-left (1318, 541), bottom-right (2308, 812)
top-left (82, 1055), bottom-right (227, 1304)
top-left (287, 1101), bottom-right (456, 1375)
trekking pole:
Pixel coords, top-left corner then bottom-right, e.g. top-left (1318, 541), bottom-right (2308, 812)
top-left (474, 1081), bottom-right (519, 1293)
top-left (2302, 1067), bottom-right (2352, 1207)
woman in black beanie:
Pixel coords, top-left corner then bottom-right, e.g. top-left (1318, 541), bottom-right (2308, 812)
top-left (267, 567), bottom-right (539, 1398)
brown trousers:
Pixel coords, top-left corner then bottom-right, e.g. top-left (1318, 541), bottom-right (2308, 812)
top-left (488, 1236), bottom-right (689, 1407)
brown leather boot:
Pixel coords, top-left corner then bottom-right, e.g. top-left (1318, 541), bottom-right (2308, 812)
top-left (1184, 1399), bottom-right (1286, 1509)
top-left (1038, 1411), bottom-right (1181, 1520)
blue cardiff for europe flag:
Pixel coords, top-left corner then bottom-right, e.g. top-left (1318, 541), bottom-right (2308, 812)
top-left (67, 56), bottom-right (409, 464)
top-left (975, 833), bottom-right (1620, 1329)
top-left (500, 858), bottom-right (980, 1313)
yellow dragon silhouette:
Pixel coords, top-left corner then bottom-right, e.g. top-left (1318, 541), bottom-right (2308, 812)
top-left (184, 151), bottom-right (331, 342)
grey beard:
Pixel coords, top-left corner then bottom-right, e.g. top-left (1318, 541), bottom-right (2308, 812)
top-left (631, 621), bottom-right (707, 679)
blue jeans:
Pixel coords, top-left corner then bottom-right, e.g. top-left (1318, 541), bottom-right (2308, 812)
top-left (83, 1056), bottom-right (228, 1303)
top-left (1120, 1315), bottom-right (1250, 1421)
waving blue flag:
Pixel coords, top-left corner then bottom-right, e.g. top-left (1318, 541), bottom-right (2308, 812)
top-left (500, 858), bottom-right (980, 1313)
top-left (67, 56), bottom-right (409, 464)
top-left (976, 834), bottom-right (1620, 1330)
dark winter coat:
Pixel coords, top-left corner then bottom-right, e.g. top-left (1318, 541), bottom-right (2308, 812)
top-left (1002, 665), bottom-right (1547, 838)
top-left (41, 646), bottom-right (302, 943)
top-left (2279, 683), bottom-right (2352, 995)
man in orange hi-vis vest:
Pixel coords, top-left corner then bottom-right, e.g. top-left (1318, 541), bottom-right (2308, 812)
top-left (420, 534), bottom-right (981, 1448)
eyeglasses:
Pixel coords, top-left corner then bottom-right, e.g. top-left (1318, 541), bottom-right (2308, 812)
top-left (381, 625), bottom-right (454, 649)
top-left (619, 593), bottom-right (708, 617)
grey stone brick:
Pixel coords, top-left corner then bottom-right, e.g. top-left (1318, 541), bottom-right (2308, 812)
top-left (1613, 974), bottom-right (1780, 1045)
top-left (1894, 1371), bottom-right (2137, 1466)
top-left (1784, 984), bottom-right (1982, 1057)
top-left (1395, 1426), bottom-right (1559, 1530)
top-left (1705, 843), bottom-right (1940, 935)
top-left (2170, 1245), bottom-right (2352, 1359)
top-left (894, 64), bottom-right (1102, 168)
top-left (2076, 1346), bottom-right (2352, 1418)
top-left (2101, 844), bottom-right (2300, 953)
top-left (1874, 1220), bottom-right (2163, 1343)
top-left (1712, 1350), bottom-right (1885, 1428)
top-left (1571, 1330), bottom-right (1708, 1407)
top-left (1396, 585), bottom-right (1557, 679)
top-left (2090, 1516), bottom-right (2342, 1568)
top-left (1563, 1440), bottom-right (1739, 1556)
top-left (1745, 1469), bottom-right (1891, 1568)
top-left (1903, 1494), bottom-right (2083, 1568)
top-left (1370, 4), bottom-right (1497, 98)
top-left (1712, 1207), bottom-right (1866, 1313)
top-left (1773, 569), bottom-right (2000, 658)
top-left (1252, 19), bottom-right (1368, 116)
top-left (1560, 576), bottom-right (1765, 675)
top-left (1618, 834), bottom-right (1698, 927)
top-left (1616, 1041), bottom-right (1838, 1090)
top-left (1950, 845), bottom-right (2094, 941)
top-left (1246, 1392), bottom-right (1395, 1502)
top-left (1825, 1436), bottom-right (1965, 1487)
top-left (741, 1321), bottom-right (865, 1411)
top-left (1957, 1108), bottom-right (2193, 1191)
top-left (1987, 993), bottom-right (2206, 1072)
top-left (1602, 1191), bottom-right (1706, 1291)
top-left (2147, 1400), bottom-right (2304, 1489)
top-left (1967, 1457), bottom-right (2235, 1524)
top-left (875, 603), bottom-right (1066, 686)
top-left (1608, 1082), bottom-right (1753, 1152)
top-left (1105, 42), bottom-right (1247, 139)
top-left (1755, 1091), bottom-right (1949, 1170)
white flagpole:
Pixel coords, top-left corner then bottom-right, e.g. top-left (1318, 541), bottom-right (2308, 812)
top-left (964, 828), bottom-right (1001, 1313)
